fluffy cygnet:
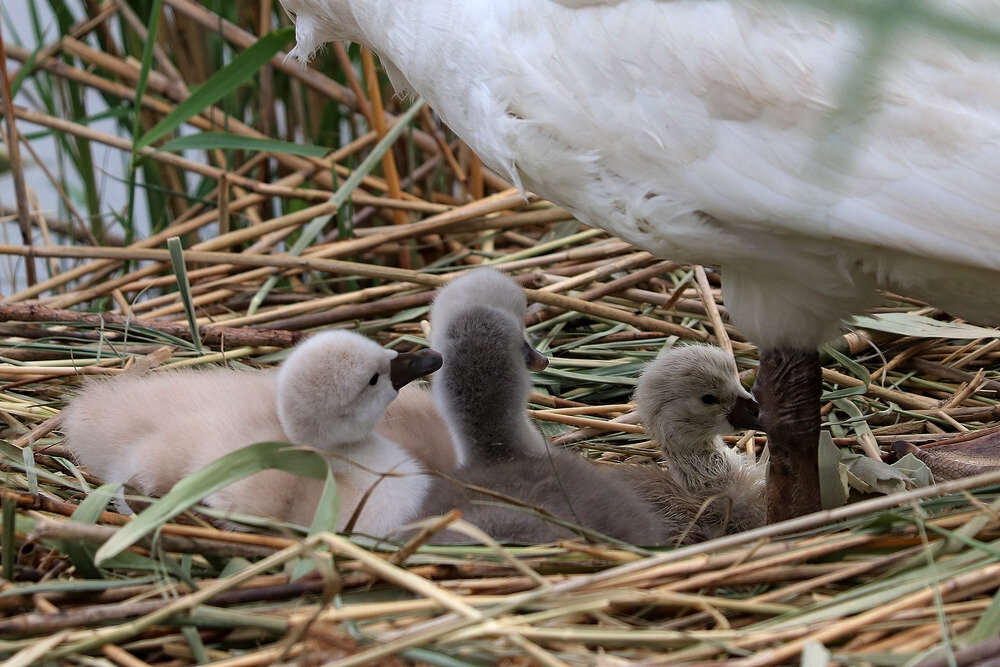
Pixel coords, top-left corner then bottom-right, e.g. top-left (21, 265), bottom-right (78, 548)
top-left (428, 268), bottom-right (549, 467)
top-left (63, 331), bottom-right (441, 536)
top-left (416, 268), bottom-right (670, 545)
top-left (629, 345), bottom-right (766, 540)
top-left (377, 272), bottom-right (547, 473)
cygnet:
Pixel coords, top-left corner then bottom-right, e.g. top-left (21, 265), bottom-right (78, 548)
top-left (416, 268), bottom-right (671, 545)
top-left (628, 345), bottom-right (765, 540)
top-left (62, 331), bottom-right (441, 536)
top-left (428, 268), bottom-right (549, 467)
top-left (377, 272), bottom-right (548, 472)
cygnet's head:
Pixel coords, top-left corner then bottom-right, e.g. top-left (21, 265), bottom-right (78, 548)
top-left (277, 330), bottom-right (442, 447)
top-left (431, 268), bottom-right (547, 370)
top-left (635, 345), bottom-right (760, 452)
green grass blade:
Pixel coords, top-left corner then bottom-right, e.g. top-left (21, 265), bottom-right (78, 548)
top-left (62, 483), bottom-right (121, 580)
top-left (824, 344), bottom-right (872, 385)
top-left (181, 625), bottom-right (209, 664)
top-left (158, 132), bottom-right (331, 158)
top-left (9, 43), bottom-right (40, 96)
top-left (0, 577), bottom-right (159, 598)
top-left (136, 27), bottom-right (294, 151)
top-left (307, 468), bottom-right (340, 539)
top-left (21, 445), bottom-right (38, 495)
top-left (167, 237), bottom-right (203, 354)
top-left (94, 442), bottom-right (329, 565)
top-left (71, 483), bottom-right (119, 524)
top-left (964, 588), bottom-right (1000, 644)
top-left (126, 0), bottom-right (164, 240)
top-left (822, 344), bottom-right (872, 400)
top-left (292, 467), bottom-right (340, 580)
top-left (851, 313), bottom-right (1000, 339)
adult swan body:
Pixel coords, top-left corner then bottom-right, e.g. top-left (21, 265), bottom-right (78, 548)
top-left (279, 0), bottom-right (1000, 521)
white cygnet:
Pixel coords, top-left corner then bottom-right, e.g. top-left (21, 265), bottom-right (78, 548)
top-left (629, 345), bottom-right (766, 539)
top-left (62, 330), bottom-right (441, 536)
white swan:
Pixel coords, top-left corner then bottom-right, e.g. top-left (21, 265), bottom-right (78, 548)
top-left (277, 0), bottom-right (1000, 520)
top-left (62, 331), bottom-right (441, 536)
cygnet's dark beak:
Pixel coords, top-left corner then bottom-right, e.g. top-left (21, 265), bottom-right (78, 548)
top-left (522, 339), bottom-right (549, 371)
top-left (390, 349), bottom-right (443, 390)
top-left (728, 395), bottom-right (761, 430)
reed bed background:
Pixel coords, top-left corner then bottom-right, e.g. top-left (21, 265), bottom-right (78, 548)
top-left (1, 1), bottom-right (1000, 664)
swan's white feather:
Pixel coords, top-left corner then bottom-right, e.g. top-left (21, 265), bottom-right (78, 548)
top-left (281, 0), bottom-right (1000, 346)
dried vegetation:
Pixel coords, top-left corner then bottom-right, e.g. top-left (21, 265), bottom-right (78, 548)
top-left (1, 2), bottom-right (999, 664)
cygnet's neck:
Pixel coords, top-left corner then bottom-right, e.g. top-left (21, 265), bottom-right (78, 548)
top-left (433, 310), bottom-right (546, 465)
top-left (658, 433), bottom-right (744, 491)
top-left (435, 360), bottom-right (546, 465)
top-left (659, 432), bottom-right (725, 456)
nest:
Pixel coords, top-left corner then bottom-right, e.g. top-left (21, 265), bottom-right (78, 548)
top-left (1, 2), bottom-right (999, 663)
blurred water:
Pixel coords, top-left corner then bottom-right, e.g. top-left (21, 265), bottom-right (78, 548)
top-left (1, 0), bottom-right (148, 294)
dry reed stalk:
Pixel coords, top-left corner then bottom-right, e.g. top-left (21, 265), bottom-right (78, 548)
top-left (694, 265), bottom-right (735, 359)
top-left (29, 520), bottom-right (276, 559)
top-left (7, 1), bottom-right (118, 83)
top-left (0, 302), bottom-right (304, 348)
top-left (7, 173), bottom-right (310, 302)
top-left (158, 0), bottom-right (450, 164)
top-left (360, 49), bottom-right (409, 231)
top-left (733, 565), bottom-right (1000, 666)
top-left (99, 644), bottom-right (151, 667)
top-left (11, 106), bottom-right (295, 197)
top-left (527, 410), bottom-right (646, 433)
top-left (3, 243), bottom-right (717, 338)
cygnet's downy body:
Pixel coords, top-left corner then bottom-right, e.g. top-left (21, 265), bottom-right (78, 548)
top-left (630, 345), bottom-right (765, 540)
top-left (418, 268), bottom-right (669, 545)
top-left (63, 331), bottom-right (441, 536)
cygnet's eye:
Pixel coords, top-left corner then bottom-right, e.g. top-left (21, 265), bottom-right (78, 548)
top-left (700, 394), bottom-right (719, 405)
top-left (369, 373), bottom-right (380, 386)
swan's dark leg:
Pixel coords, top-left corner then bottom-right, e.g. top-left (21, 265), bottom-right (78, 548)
top-left (754, 348), bottom-right (823, 522)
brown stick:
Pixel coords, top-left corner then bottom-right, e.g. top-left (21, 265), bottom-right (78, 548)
top-left (160, 0), bottom-right (446, 163)
top-left (822, 367), bottom-right (938, 410)
top-left (908, 357), bottom-right (1000, 393)
top-left (259, 290), bottom-right (435, 331)
top-left (0, 302), bottom-right (304, 348)
top-left (526, 258), bottom-right (678, 326)
top-left (913, 637), bottom-right (1000, 667)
